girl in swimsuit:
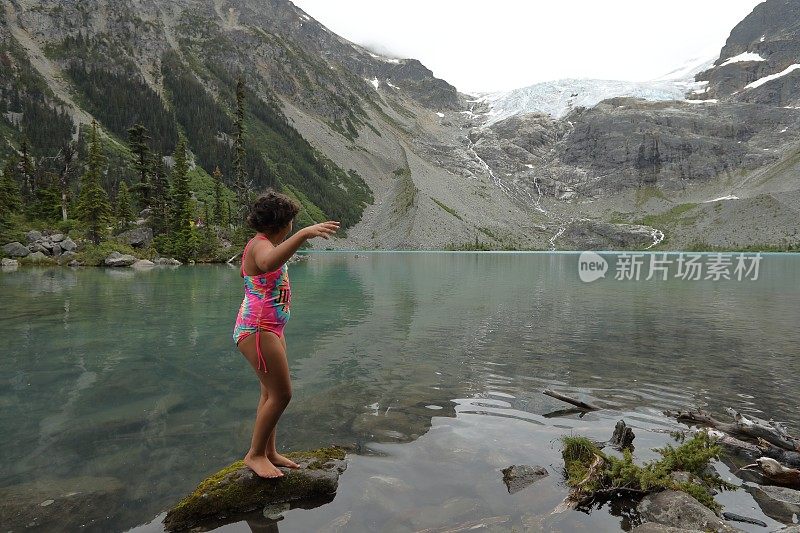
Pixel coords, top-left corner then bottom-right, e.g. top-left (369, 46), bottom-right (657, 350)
top-left (234, 190), bottom-right (339, 478)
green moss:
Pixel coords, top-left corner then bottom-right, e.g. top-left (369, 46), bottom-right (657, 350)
top-left (560, 432), bottom-right (735, 511)
top-left (286, 446), bottom-right (346, 469)
top-left (165, 446), bottom-right (346, 530)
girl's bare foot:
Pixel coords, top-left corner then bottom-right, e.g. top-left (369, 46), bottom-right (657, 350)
top-left (267, 452), bottom-right (300, 469)
top-left (244, 453), bottom-right (284, 478)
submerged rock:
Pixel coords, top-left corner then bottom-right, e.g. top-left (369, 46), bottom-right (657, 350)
top-left (637, 490), bottom-right (742, 532)
top-left (501, 464), bottom-right (549, 494)
top-left (131, 259), bottom-right (155, 269)
top-left (0, 476), bottom-right (123, 531)
top-left (163, 446), bottom-right (347, 532)
top-left (1, 258), bottom-right (18, 269)
top-left (104, 252), bottom-right (137, 267)
top-left (631, 524), bottom-right (706, 533)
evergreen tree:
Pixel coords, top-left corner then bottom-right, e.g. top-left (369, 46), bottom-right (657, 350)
top-left (199, 203), bottom-right (217, 257)
top-left (169, 135), bottom-right (195, 261)
top-left (128, 123), bottom-right (152, 210)
top-left (0, 155), bottom-right (22, 220)
top-left (212, 165), bottom-right (224, 225)
top-left (19, 141), bottom-right (34, 205)
top-left (149, 154), bottom-right (170, 236)
top-left (76, 121), bottom-right (112, 244)
top-left (116, 181), bottom-right (133, 231)
top-left (224, 199), bottom-right (232, 227)
top-left (233, 77), bottom-right (248, 221)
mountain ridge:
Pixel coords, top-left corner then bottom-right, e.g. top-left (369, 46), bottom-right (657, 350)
top-left (1, 0), bottom-right (799, 251)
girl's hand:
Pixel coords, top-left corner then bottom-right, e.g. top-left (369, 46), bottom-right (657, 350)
top-left (302, 221), bottom-right (340, 240)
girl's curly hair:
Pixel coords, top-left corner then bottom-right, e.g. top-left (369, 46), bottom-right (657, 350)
top-left (247, 189), bottom-right (300, 234)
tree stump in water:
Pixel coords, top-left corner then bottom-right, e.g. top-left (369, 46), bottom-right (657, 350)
top-left (163, 447), bottom-right (347, 531)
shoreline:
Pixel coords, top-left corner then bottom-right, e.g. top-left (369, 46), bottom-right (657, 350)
top-left (3, 247), bottom-right (799, 271)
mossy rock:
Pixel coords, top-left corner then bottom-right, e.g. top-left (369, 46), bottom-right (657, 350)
top-left (163, 446), bottom-right (347, 531)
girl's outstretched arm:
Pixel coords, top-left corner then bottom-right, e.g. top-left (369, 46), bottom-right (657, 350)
top-left (253, 221), bottom-right (339, 272)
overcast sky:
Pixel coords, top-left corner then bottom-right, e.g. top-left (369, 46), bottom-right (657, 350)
top-left (291, 0), bottom-right (765, 93)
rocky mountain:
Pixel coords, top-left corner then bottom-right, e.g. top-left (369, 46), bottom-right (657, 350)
top-left (1, 0), bottom-right (799, 251)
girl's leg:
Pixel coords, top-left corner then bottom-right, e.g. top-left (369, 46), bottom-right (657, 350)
top-left (264, 335), bottom-right (299, 468)
top-left (238, 331), bottom-right (293, 478)
top-left (254, 384), bottom-right (298, 468)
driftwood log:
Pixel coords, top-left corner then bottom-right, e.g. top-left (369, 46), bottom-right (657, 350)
top-left (668, 408), bottom-right (800, 489)
top-left (667, 408), bottom-right (800, 452)
top-left (163, 447), bottom-right (347, 531)
top-left (741, 458), bottom-right (800, 488)
top-left (543, 389), bottom-right (601, 411)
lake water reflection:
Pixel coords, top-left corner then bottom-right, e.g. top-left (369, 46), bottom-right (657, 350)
top-left (1, 252), bottom-right (799, 532)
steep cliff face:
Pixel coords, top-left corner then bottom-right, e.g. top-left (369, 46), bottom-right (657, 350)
top-left (696, 0), bottom-right (800, 106)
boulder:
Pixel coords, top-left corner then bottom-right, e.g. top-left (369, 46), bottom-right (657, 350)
top-left (50, 233), bottom-right (65, 242)
top-left (750, 484), bottom-right (800, 524)
top-left (68, 260), bottom-right (81, 267)
top-left (38, 239), bottom-right (53, 250)
top-left (1, 258), bottom-right (18, 269)
top-left (51, 244), bottom-right (62, 256)
top-left (59, 251), bottom-right (76, 263)
top-left (60, 237), bottom-right (77, 252)
top-left (116, 226), bottom-right (153, 248)
top-left (637, 490), bottom-right (741, 532)
top-left (27, 242), bottom-right (48, 254)
top-left (501, 464), bottom-right (549, 494)
top-left (104, 252), bottom-right (137, 267)
top-left (154, 257), bottom-right (182, 266)
top-left (132, 259), bottom-right (155, 269)
top-left (25, 230), bottom-right (42, 243)
top-left (25, 251), bottom-right (49, 263)
top-left (3, 242), bottom-right (29, 258)
top-left (163, 447), bottom-right (347, 532)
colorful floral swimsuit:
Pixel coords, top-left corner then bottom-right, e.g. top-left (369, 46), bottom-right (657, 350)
top-left (233, 235), bottom-right (291, 372)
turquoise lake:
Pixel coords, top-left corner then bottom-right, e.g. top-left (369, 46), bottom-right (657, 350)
top-left (1, 252), bottom-right (799, 532)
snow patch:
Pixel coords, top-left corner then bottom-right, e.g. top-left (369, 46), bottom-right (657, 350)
top-left (386, 79), bottom-right (399, 89)
top-left (720, 52), bottom-right (765, 66)
top-left (760, 35), bottom-right (766, 42)
top-left (746, 64), bottom-right (800, 89)
top-left (703, 195), bottom-right (739, 203)
top-left (366, 77), bottom-right (380, 90)
top-left (368, 52), bottom-right (402, 64)
top-left (684, 99), bottom-right (718, 104)
top-left (436, 112), bottom-right (445, 118)
top-left (299, 13), bottom-right (310, 21)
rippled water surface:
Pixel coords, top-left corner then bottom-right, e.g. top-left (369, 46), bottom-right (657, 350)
top-left (2, 252), bottom-right (799, 532)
